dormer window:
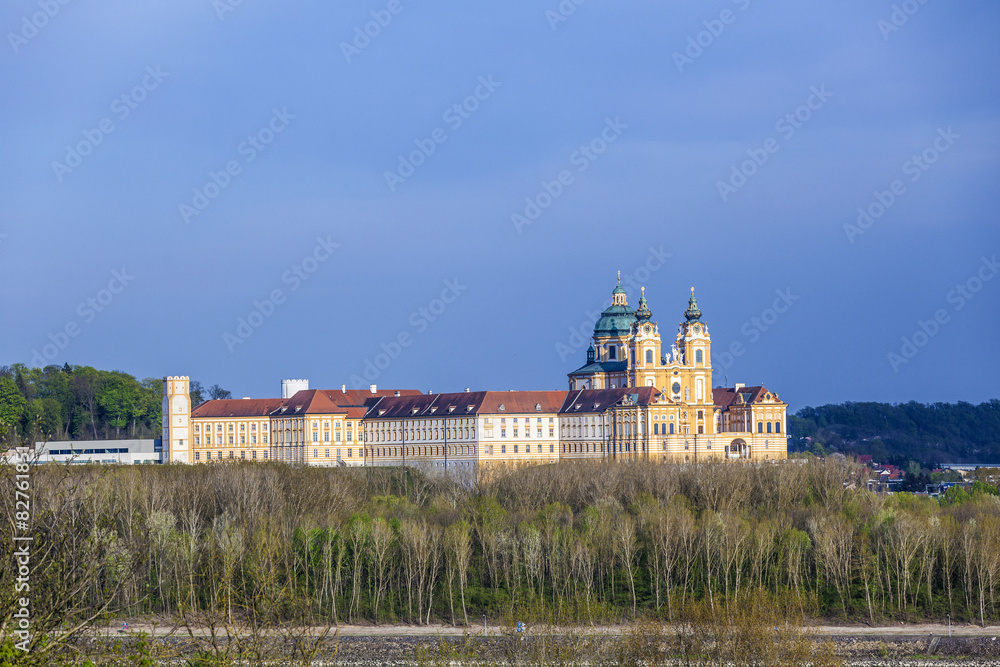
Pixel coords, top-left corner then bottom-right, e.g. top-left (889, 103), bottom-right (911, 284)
top-left (498, 404), bottom-right (505, 411)
top-left (535, 403), bottom-right (541, 411)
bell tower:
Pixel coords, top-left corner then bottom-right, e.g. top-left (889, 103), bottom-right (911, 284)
top-left (162, 376), bottom-right (192, 463)
top-left (629, 286), bottom-right (663, 388)
top-left (669, 289), bottom-right (714, 435)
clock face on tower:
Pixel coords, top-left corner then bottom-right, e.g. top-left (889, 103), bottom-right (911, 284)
top-left (644, 324), bottom-right (651, 333)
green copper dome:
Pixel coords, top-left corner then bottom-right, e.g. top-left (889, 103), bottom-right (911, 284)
top-left (685, 288), bottom-right (702, 322)
top-left (635, 287), bottom-right (652, 322)
top-left (593, 303), bottom-right (636, 335)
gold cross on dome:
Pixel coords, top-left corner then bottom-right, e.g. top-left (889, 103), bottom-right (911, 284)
top-left (641, 286), bottom-right (645, 297)
top-left (617, 270), bottom-right (621, 284)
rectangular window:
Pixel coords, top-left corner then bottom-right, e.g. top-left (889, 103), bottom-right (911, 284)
top-left (514, 445), bottom-right (518, 453)
top-left (513, 429), bottom-right (518, 437)
top-left (501, 445), bottom-right (506, 454)
top-left (347, 448), bottom-right (352, 457)
top-left (241, 451), bottom-right (245, 459)
top-left (252, 450), bottom-right (257, 460)
top-left (501, 429), bottom-right (506, 437)
top-left (240, 436), bottom-right (245, 444)
top-left (526, 444), bottom-right (531, 453)
top-left (314, 449), bottom-right (318, 458)
top-left (325, 449), bottom-right (330, 458)
top-left (194, 437), bottom-right (200, 445)
top-left (195, 452), bottom-right (200, 461)
top-left (206, 452), bottom-right (211, 460)
top-left (336, 449), bottom-right (341, 458)
top-left (194, 424), bottom-right (200, 432)
top-left (263, 436), bottom-right (268, 444)
top-left (251, 435), bottom-right (257, 444)
top-left (240, 423), bottom-right (245, 431)
top-left (263, 451), bottom-right (268, 460)
top-left (228, 424), bottom-right (233, 431)
top-left (549, 428), bottom-right (554, 437)
top-left (550, 444), bottom-right (554, 453)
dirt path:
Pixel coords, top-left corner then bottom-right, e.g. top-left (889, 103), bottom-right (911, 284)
top-left (95, 621), bottom-right (1000, 638)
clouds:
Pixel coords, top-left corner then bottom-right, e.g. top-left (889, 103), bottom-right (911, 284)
top-left (1, 0), bottom-right (998, 407)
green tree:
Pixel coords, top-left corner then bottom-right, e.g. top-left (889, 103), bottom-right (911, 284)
top-left (0, 376), bottom-right (26, 431)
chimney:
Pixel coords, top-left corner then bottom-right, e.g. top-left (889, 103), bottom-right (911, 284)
top-left (464, 387), bottom-right (470, 393)
top-left (341, 384), bottom-right (346, 393)
top-left (369, 384), bottom-right (377, 394)
top-left (734, 382), bottom-right (745, 390)
top-left (394, 390), bottom-right (400, 397)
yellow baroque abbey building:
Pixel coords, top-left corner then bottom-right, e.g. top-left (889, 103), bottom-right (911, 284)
top-left (163, 281), bottom-right (787, 467)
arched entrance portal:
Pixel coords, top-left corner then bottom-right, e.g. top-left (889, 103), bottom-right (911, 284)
top-left (727, 438), bottom-right (749, 459)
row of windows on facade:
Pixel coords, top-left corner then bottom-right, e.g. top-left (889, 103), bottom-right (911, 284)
top-left (194, 448), bottom-right (358, 461)
top-left (194, 423), bottom-right (268, 433)
top-left (369, 444), bottom-right (556, 457)
top-left (602, 346), bottom-right (704, 364)
top-left (369, 427), bottom-right (475, 442)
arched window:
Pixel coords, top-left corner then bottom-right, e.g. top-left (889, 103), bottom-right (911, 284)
top-left (669, 423), bottom-right (675, 435)
top-left (654, 423), bottom-right (659, 435)
top-left (645, 349), bottom-right (653, 364)
top-left (766, 422), bottom-right (772, 433)
top-left (608, 346), bottom-right (616, 360)
top-left (757, 422), bottom-right (763, 433)
top-left (696, 349), bottom-right (703, 363)
top-left (775, 421), bottom-right (781, 434)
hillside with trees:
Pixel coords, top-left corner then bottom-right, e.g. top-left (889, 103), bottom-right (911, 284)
top-left (788, 400), bottom-right (1000, 465)
top-left (0, 364), bottom-right (230, 446)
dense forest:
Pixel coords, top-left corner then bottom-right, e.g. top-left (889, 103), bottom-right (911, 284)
top-left (0, 364), bottom-right (230, 446)
top-left (2, 459), bottom-right (999, 654)
top-left (789, 400), bottom-right (1000, 465)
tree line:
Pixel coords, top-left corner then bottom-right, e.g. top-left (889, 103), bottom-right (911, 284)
top-left (0, 364), bottom-right (231, 445)
top-left (2, 457), bottom-right (999, 659)
top-left (789, 399), bottom-right (1000, 465)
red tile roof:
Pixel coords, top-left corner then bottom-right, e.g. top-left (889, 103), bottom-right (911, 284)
top-left (712, 385), bottom-right (783, 408)
top-left (560, 386), bottom-right (662, 413)
top-left (192, 398), bottom-right (286, 418)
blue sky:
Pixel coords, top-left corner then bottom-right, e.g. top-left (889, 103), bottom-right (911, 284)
top-left (1, 0), bottom-right (997, 412)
